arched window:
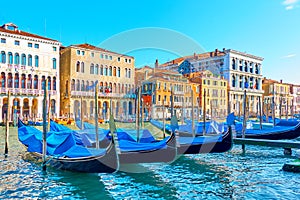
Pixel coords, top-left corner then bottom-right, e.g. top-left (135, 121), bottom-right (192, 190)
top-left (33, 75), bottom-right (38, 89)
top-left (71, 79), bottom-right (75, 91)
top-left (28, 54), bottom-right (32, 66)
top-left (76, 61), bottom-right (80, 72)
top-left (14, 53), bottom-right (20, 65)
top-left (128, 69), bottom-right (131, 78)
top-left (8, 73), bottom-right (13, 88)
top-left (1, 73), bottom-right (6, 87)
top-left (8, 52), bottom-right (13, 64)
top-left (34, 55), bottom-right (39, 67)
top-left (47, 77), bottom-right (51, 90)
top-left (53, 77), bottom-right (57, 90)
top-left (255, 64), bottom-right (259, 74)
top-left (232, 75), bottom-right (236, 87)
top-left (125, 68), bottom-right (128, 78)
top-left (244, 61), bottom-right (248, 72)
top-left (100, 65), bottom-right (103, 75)
top-left (90, 64), bottom-right (94, 74)
top-left (113, 83), bottom-right (117, 93)
top-left (52, 58), bottom-right (57, 69)
top-left (21, 54), bottom-right (26, 65)
top-left (76, 80), bottom-right (80, 91)
top-left (27, 74), bottom-right (32, 89)
top-left (100, 82), bottom-right (103, 92)
top-left (117, 67), bottom-right (120, 77)
top-left (109, 66), bottom-right (112, 76)
top-left (104, 66), bottom-right (108, 76)
top-left (14, 74), bottom-right (19, 88)
top-left (113, 67), bottom-right (116, 76)
top-left (21, 74), bottom-right (26, 88)
top-left (1, 51), bottom-right (6, 64)
top-left (81, 80), bottom-right (85, 91)
top-left (41, 76), bottom-right (45, 90)
top-left (81, 62), bottom-right (84, 73)
top-left (95, 64), bottom-right (99, 75)
top-left (232, 58), bottom-right (235, 70)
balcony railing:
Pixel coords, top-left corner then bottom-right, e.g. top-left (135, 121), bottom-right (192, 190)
top-left (70, 90), bottom-right (135, 98)
top-left (0, 87), bottom-right (58, 96)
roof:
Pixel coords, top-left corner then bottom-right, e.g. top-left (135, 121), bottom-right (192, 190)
top-left (0, 23), bottom-right (59, 43)
top-left (70, 43), bottom-right (134, 58)
top-left (160, 51), bottom-right (226, 67)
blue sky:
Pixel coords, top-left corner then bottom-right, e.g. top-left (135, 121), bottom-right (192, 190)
top-left (1, 0), bottom-right (299, 83)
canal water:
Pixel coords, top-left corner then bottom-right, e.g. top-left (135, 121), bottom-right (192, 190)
top-left (1, 127), bottom-right (300, 199)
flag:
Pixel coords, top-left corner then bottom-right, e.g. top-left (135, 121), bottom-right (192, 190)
top-left (86, 80), bottom-right (98, 91)
top-left (244, 82), bottom-right (249, 88)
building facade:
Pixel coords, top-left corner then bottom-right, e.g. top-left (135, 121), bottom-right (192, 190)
top-left (262, 78), bottom-right (293, 118)
top-left (60, 43), bottom-right (135, 120)
top-left (188, 70), bottom-right (228, 119)
top-left (292, 84), bottom-right (300, 114)
top-left (0, 23), bottom-right (61, 122)
top-left (137, 67), bottom-right (197, 120)
top-left (157, 48), bottom-right (264, 116)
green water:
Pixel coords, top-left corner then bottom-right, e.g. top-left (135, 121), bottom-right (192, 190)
top-left (1, 127), bottom-right (300, 199)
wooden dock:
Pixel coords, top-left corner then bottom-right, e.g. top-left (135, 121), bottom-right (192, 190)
top-left (233, 138), bottom-right (300, 155)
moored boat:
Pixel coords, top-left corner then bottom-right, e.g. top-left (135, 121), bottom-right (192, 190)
top-left (18, 119), bottom-right (119, 173)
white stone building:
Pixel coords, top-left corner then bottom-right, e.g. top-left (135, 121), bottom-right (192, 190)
top-left (158, 48), bottom-right (264, 116)
top-left (0, 23), bottom-right (61, 122)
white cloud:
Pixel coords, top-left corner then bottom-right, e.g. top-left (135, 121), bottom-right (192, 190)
top-left (282, 0), bottom-right (298, 5)
top-left (281, 54), bottom-right (296, 58)
top-left (286, 5), bottom-right (294, 9)
top-left (282, 0), bottom-right (299, 10)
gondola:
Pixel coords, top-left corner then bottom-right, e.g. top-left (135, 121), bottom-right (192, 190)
top-left (150, 114), bottom-right (234, 154)
top-left (109, 115), bottom-right (178, 164)
top-left (235, 121), bottom-right (300, 140)
top-left (59, 118), bottom-right (177, 164)
top-left (18, 119), bottom-right (119, 173)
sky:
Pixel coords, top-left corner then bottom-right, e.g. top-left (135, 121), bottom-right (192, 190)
top-left (1, 0), bottom-right (299, 83)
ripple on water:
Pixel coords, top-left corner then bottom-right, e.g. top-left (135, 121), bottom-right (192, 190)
top-left (1, 127), bottom-right (300, 199)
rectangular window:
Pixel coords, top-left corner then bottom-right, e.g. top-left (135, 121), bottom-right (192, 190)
top-left (81, 51), bottom-right (85, 55)
top-left (91, 52), bottom-right (94, 57)
top-left (77, 50), bottom-right (80, 55)
top-left (100, 54), bottom-right (104, 59)
top-left (125, 58), bottom-right (128, 63)
top-left (109, 55), bottom-right (112, 60)
top-left (1, 38), bottom-right (6, 43)
top-left (28, 43), bottom-right (32, 47)
top-left (53, 46), bottom-right (57, 51)
top-left (105, 55), bottom-right (108, 59)
top-left (118, 57), bottom-right (120, 62)
top-left (15, 40), bottom-right (20, 45)
top-left (129, 59), bottom-right (131, 63)
top-left (34, 44), bottom-right (39, 48)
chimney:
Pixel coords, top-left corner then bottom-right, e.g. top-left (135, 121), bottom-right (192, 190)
top-left (214, 49), bottom-right (218, 56)
top-left (172, 60), bottom-right (175, 64)
top-left (280, 79), bottom-right (283, 83)
top-left (155, 59), bottom-right (159, 68)
top-left (210, 52), bottom-right (213, 57)
top-left (223, 48), bottom-right (226, 52)
top-left (194, 52), bottom-right (197, 59)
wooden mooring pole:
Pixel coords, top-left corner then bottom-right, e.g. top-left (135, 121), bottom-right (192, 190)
top-left (4, 91), bottom-right (11, 156)
top-left (95, 82), bottom-right (99, 149)
top-left (259, 96), bottom-right (262, 130)
top-left (42, 79), bottom-right (48, 171)
top-left (242, 90), bottom-right (247, 152)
